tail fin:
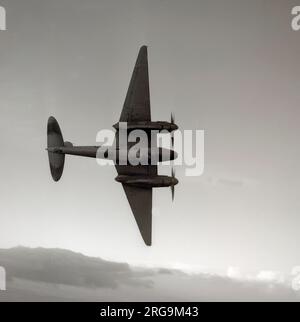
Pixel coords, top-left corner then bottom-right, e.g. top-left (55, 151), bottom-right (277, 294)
top-left (47, 116), bottom-right (66, 181)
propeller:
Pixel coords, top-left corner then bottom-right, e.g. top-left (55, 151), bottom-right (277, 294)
top-left (171, 113), bottom-right (175, 147)
top-left (171, 112), bottom-right (175, 125)
top-left (171, 167), bottom-right (176, 202)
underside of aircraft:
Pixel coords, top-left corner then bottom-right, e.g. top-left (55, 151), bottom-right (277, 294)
top-left (46, 46), bottom-right (179, 246)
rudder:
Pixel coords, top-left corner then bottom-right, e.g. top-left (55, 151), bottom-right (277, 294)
top-left (47, 116), bottom-right (65, 181)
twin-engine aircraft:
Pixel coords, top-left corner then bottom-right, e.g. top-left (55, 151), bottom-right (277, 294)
top-left (46, 46), bottom-right (179, 246)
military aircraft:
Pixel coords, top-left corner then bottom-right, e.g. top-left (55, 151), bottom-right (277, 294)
top-left (46, 46), bottom-right (179, 246)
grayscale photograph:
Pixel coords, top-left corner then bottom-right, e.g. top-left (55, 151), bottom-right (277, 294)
top-left (0, 0), bottom-right (300, 311)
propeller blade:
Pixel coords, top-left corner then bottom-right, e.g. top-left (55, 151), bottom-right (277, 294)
top-left (171, 113), bottom-right (176, 147)
top-left (171, 113), bottom-right (175, 124)
top-left (171, 167), bottom-right (175, 178)
top-left (171, 167), bottom-right (175, 201)
top-left (171, 133), bottom-right (174, 148)
top-left (171, 185), bottom-right (175, 201)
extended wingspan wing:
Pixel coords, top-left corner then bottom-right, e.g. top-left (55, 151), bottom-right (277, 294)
top-left (115, 46), bottom-right (156, 246)
top-left (119, 46), bottom-right (151, 122)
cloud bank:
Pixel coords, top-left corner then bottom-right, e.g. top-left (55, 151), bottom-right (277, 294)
top-left (0, 247), bottom-right (299, 302)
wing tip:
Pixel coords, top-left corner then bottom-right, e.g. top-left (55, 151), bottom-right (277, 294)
top-left (142, 229), bottom-right (152, 246)
top-left (144, 239), bottom-right (152, 247)
top-left (140, 227), bottom-right (152, 246)
top-left (138, 45), bottom-right (148, 59)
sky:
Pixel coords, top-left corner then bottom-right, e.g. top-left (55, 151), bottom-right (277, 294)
top-left (0, 0), bottom-right (300, 277)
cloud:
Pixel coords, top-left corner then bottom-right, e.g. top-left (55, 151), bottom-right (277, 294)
top-left (256, 271), bottom-right (285, 284)
top-left (0, 247), bottom-right (154, 289)
top-left (0, 247), bottom-right (300, 301)
top-left (291, 267), bottom-right (300, 291)
top-left (227, 266), bottom-right (287, 285)
top-left (227, 266), bottom-right (243, 280)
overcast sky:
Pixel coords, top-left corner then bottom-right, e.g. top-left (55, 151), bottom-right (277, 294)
top-left (0, 0), bottom-right (300, 277)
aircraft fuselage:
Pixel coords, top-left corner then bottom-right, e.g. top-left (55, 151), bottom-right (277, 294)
top-left (47, 146), bottom-right (177, 164)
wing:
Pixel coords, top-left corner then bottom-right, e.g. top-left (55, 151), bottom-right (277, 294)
top-left (116, 46), bottom-right (154, 245)
top-left (119, 46), bottom-right (151, 122)
top-left (115, 164), bottom-right (156, 245)
top-left (121, 184), bottom-right (152, 246)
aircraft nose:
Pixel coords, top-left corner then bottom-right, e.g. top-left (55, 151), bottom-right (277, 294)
top-left (172, 124), bottom-right (179, 131)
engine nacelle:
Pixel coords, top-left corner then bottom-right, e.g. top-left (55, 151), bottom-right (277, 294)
top-left (115, 175), bottom-right (178, 188)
